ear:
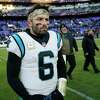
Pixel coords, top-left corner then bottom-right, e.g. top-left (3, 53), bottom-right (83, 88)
top-left (27, 20), bottom-right (32, 27)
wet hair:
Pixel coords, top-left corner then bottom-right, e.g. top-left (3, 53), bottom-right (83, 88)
top-left (27, 4), bottom-right (49, 16)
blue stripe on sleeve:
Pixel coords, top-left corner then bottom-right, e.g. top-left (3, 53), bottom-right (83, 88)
top-left (12, 33), bottom-right (25, 59)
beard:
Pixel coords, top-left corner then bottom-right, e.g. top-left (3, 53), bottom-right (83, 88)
top-left (40, 27), bottom-right (48, 34)
top-left (88, 34), bottom-right (93, 38)
top-left (32, 26), bottom-right (48, 37)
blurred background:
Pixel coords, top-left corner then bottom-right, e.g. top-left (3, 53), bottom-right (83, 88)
top-left (0, 0), bottom-right (100, 44)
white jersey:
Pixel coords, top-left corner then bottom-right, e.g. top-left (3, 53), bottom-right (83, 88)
top-left (7, 31), bottom-right (62, 95)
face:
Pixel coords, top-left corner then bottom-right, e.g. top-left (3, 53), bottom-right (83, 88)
top-left (28, 9), bottom-right (49, 36)
top-left (61, 27), bottom-right (68, 34)
top-left (88, 30), bottom-right (94, 36)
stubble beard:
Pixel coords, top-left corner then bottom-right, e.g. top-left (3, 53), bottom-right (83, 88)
top-left (31, 26), bottom-right (47, 37)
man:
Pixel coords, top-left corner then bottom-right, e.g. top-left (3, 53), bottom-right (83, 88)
top-left (7, 4), bottom-right (67, 100)
top-left (60, 24), bottom-right (78, 79)
top-left (82, 29), bottom-right (100, 73)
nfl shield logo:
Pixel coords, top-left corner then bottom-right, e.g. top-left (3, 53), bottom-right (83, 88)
top-left (42, 42), bottom-right (46, 47)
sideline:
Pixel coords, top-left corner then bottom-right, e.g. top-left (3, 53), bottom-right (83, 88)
top-left (67, 87), bottom-right (95, 100)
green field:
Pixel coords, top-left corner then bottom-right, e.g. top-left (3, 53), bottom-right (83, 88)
top-left (0, 39), bottom-right (100, 100)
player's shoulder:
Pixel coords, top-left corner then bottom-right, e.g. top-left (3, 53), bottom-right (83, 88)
top-left (9, 31), bottom-right (29, 42)
top-left (8, 31), bottom-right (26, 49)
top-left (48, 30), bottom-right (57, 34)
top-left (15, 31), bottom-right (27, 37)
top-left (48, 30), bottom-right (56, 33)
top-left (48, 30), bottom-right (60, 34)
top-left (7, 32), bottom-right (26, 57)
top-left (48, 30), bottom-right (61, 38)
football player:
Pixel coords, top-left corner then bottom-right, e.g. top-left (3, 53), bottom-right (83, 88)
top-left (7, 4), bottom-right (67, 100)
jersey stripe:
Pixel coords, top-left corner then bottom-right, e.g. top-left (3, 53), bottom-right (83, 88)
top-left (12, 33), bottom-right (25, 59)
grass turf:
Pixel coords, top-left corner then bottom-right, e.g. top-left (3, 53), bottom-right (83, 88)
top-left (0, 39), bottom-right (100, 100)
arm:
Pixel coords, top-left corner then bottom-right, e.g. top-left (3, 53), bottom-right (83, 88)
top-left (57, 49), bottom-right (67, 96)
top-left (7, 52), bottom-right (30, 99)
top-left (82, 38), bottom-right (88, 55)
top-left (73, 38), bottom-right (78, 52)
top-left (93, 39), bottom-right (99, 51)
top-left (56, 32), bottom-right (67, 96)
top-left (57, 49), bottom-right (67, 79)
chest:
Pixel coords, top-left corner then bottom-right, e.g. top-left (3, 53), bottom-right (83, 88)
top-left (22, 34), bottom-right (58, 64)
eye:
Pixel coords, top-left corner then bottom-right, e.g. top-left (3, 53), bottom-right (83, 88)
top-left (37, 17), bottom-right (43, 21)
top-left (39, 18), bottom-right (43, 21)
top-left (45, 18), bottom-right (49, 21)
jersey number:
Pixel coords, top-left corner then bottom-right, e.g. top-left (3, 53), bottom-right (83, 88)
top-left (39, 51), bottom-right (54, 81)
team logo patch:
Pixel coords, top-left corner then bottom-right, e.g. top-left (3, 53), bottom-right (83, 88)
top-left (27, 42), bottom-right (35, 49)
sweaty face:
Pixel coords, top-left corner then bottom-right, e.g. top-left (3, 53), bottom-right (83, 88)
top-left (28, 9), bottom-right (49, 36)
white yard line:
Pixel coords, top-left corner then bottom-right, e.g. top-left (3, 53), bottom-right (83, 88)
top-left (67, 87), bottom-right (95, 100)
top-left (78, 46), bottom-right (100, 50)
top-left (77, 57), bottom-right (100, 60)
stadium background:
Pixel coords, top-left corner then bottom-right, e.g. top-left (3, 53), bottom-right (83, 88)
top-left (0, 0), bottom-right (100, 100)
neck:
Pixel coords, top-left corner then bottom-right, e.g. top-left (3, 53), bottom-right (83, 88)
top-left (30, 28), bottom-right (38, 37)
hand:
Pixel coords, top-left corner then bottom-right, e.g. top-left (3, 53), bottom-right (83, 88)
top-left (58, 78), bottom-right (67, 96)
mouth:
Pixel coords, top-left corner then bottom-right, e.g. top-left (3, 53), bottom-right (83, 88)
top-left (41, 27), bottom-right (48, 31)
